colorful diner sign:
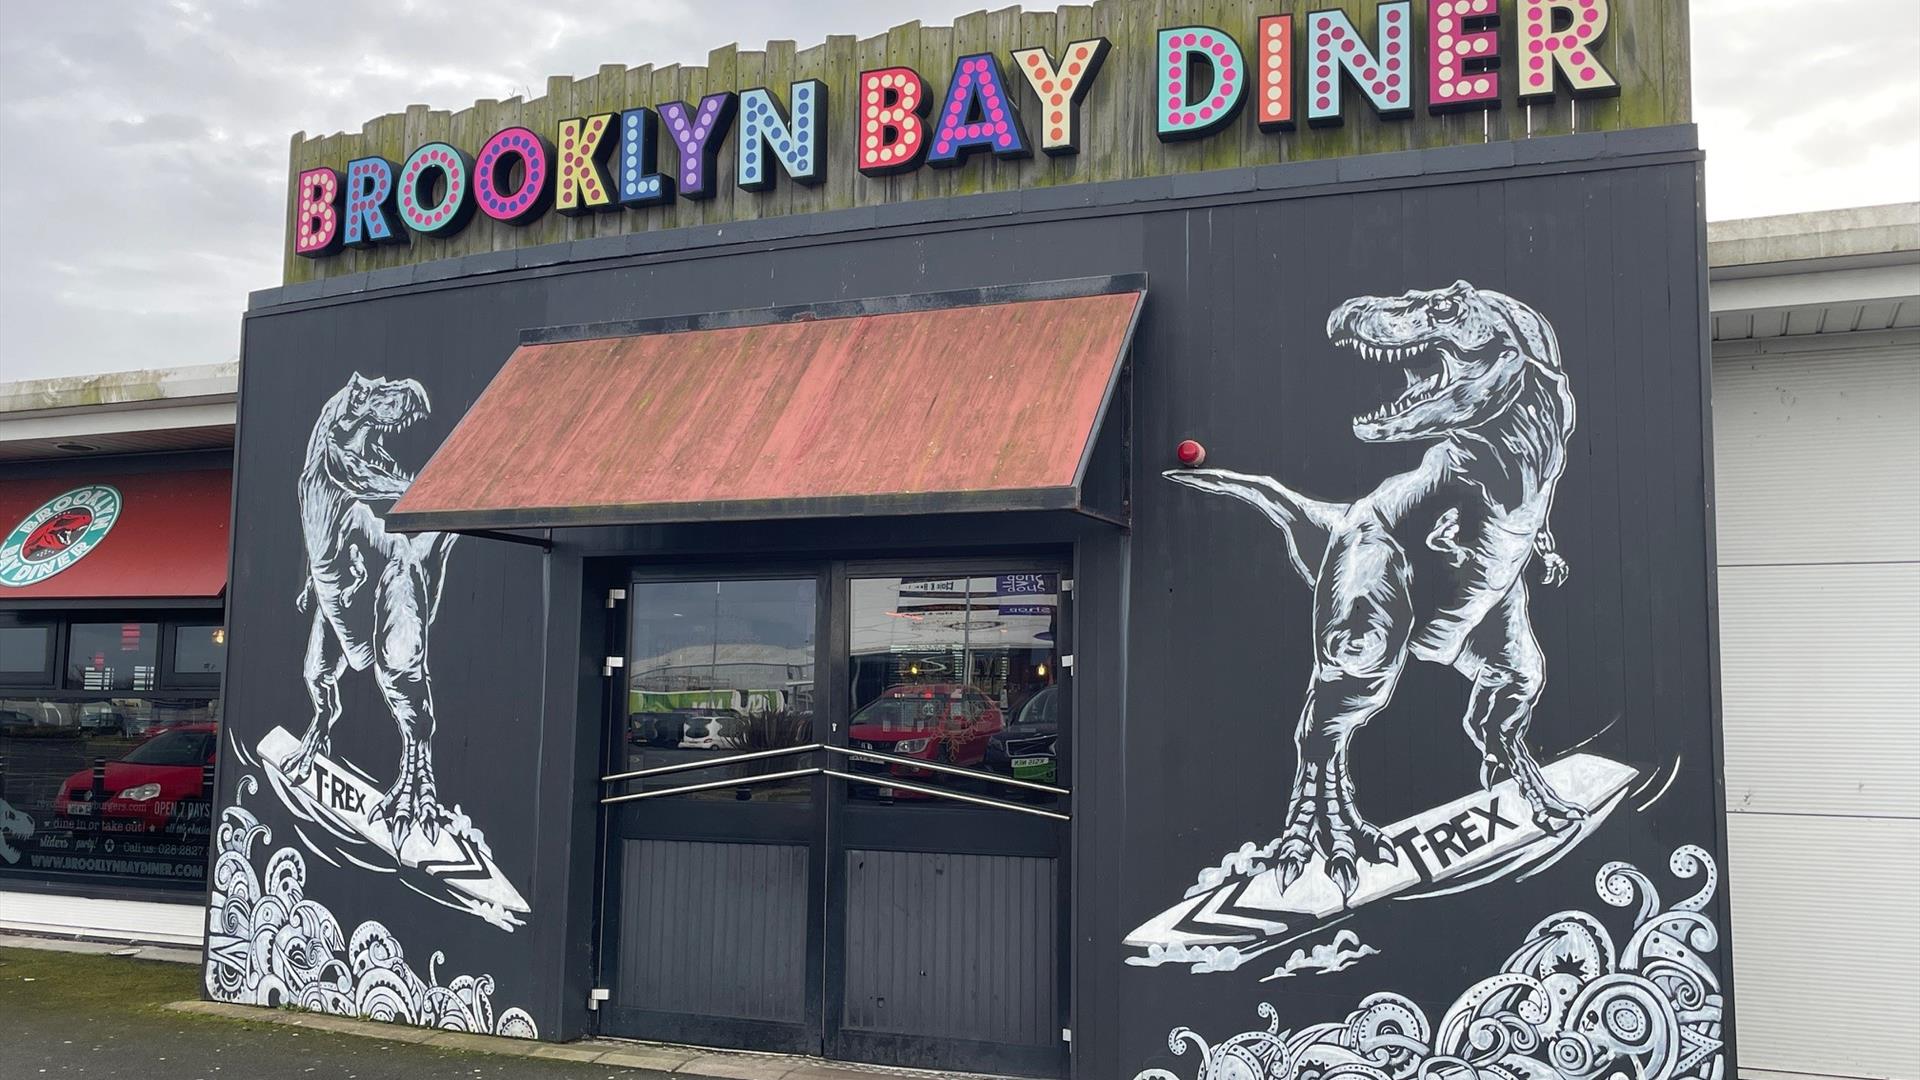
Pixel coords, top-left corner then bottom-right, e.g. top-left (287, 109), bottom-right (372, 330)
top-left (291, 0), bottom-right (1639, 266)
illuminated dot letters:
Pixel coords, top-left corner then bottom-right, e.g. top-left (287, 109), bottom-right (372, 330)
top-left (344, 157), bottom-right (405, 247)
top-left (857, 67), bottom-right (929, 177)
top-left (396, 143), bottom-right (474, 238)
top-left (1307, 3), bottom-right (1414, 126)
top-left (294, 167), bottom-right (343, 258)
top-left (1520, 0), bottom-right (1619, 101)
top-left (1431, 0), bottom-right (1502, 111)
top-left (1010, 39), bottom-right (1111, 156)
top-left (1158, 27), bottom-right (1247, 142)
top-left (475, 127), bottom-right (553, 225)
top-left (1256, 16), bottom-right (1295, 131)
top-left (738, 81), bottom-right (826, 191)
top-left (616, 108), bottom-right (670, 207)
top-left (928, 55), bottom-right (1029, 167)
top-left (556, 114), bottom-right (617, 215)
top-left (659, 93), bottom-right (737, 201)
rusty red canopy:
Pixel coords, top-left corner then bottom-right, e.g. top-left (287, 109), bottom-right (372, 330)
top-left (388, 290), bottom-right (1144, 531)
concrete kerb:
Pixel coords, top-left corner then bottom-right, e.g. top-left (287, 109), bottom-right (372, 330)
top-left (162, 1000), bottom-right (1009, 1080)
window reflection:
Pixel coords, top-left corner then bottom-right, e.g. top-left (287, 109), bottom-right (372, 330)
top-left (625, 579), bottom-right (816, 801)
top-left (0, 695), bottom-right (220, 887)
top-left (847, 573), bottom-right (1060, 806)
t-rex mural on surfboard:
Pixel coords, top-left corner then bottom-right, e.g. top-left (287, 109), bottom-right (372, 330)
top-left (285, 373), bottom-right (457, 846)
top-left (1166, 281), bottom-right (1579, 900)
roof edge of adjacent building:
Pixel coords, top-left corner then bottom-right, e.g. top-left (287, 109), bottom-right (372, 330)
top-left (0, 362), bottom-right (239, 463)
top-left (1709, 202), bottom-right (1920, 277)
top-left (0, 361), bottom-right (238, 419)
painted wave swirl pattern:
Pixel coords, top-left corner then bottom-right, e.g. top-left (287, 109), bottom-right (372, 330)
top-left (1134, 845), bottom-right (1724, 1080)
top-left (203, 786), bottom-right (538, 1038)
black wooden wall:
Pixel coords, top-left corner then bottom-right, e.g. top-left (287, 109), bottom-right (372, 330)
top-left (215, 127), bottom-right (1733, 1078)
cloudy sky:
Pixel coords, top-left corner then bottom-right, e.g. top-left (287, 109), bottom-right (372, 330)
top-left (0, 0), bottom-right (1914, 380)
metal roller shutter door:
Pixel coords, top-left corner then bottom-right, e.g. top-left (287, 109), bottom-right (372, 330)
top-left (1713, 337), bottom-right (1920, 1080)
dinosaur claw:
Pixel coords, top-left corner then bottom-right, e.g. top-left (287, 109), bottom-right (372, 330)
top-left (1278, 857), bottom-right (1305, 893)
top-left (1534, 803), bottom-right (1587, 834)
top-left (1326, 854), bottom-right (1358, 900)
top-left (1365, 832), bottom-right (1399, 865)
top-left (1478, 753), bottom-right (1506, 792)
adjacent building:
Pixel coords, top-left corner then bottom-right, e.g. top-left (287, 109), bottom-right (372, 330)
top-left (0, 363), bottom-right (234, 945)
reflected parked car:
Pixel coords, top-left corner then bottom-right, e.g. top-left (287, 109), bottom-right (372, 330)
top-left (984, 685), bottom-right (1059, 785)
top-left (53, 723), bottom-right (217, 830)
top-left (847, 684), bottom-right (1004, 795)
top-left (78, 702), bottom-right (142, 738)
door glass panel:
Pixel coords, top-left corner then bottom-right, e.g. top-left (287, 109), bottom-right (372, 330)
top-left (625, 579), bottom-right (816, 801)
top-left (847, 573), bottom-right (1061, 806)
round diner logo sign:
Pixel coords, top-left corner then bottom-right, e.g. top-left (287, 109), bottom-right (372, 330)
top-left (0, 485), bottom-right (122, 588)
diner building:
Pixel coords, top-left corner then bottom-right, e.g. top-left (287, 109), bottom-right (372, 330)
top-left (199, 1), bottom-right (1750, 1077)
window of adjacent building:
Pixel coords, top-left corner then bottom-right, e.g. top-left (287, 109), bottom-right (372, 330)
top-left (169, 624), bottom-right (226, 685)
top-left (1, 611), bottom-right (223, 893)
top-left (0, 620), bottom-right (56, 685)
top-left (66, 622), bottom-right (160, 691)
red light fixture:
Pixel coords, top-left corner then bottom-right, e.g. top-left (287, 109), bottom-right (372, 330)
top-left (1175, 439), bottom-right (1207, 466)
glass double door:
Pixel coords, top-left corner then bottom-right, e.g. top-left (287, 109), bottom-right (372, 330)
top-left (598, 560), bottom-right (1070, 1078)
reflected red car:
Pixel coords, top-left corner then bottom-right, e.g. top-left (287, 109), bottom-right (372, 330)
top-left (53, 723), bottom-right (218, 830)
top-left (847, 684), bottom-right (1004, 793)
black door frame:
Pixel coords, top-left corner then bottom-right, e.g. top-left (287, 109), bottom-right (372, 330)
top-left (823, 555), bottom-right (1073, 1079)
top-left (595, 561), bottom-right (832, 1056)
top-left (592, 552), bottom-right (1074, 1077)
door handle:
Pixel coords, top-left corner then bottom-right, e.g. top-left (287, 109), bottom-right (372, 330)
top-left (601, 743), bottom-right (825, 784)
top-left (601, 767), bottom-right (823, 804)
top-left (822, 744), bottom-right (1070, 797)
top-left (821, 769), bottom-right (1070, 821)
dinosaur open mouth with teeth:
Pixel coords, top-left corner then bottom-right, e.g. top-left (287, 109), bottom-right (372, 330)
top-left (1335, 335), bottom-right (1455, 428)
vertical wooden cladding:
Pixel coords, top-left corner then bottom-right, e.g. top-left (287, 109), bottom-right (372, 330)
top-left (617, 839), bottom-right (810, 1024)
top-left (842, 850), bottom-right (1059, 1047)
top-left (283, 0), bottom-right (1691, 284)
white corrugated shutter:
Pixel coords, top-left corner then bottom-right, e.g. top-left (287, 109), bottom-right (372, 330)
top-left (1713, 336), bottom-right (1920, 1080)
top-left (0, 889), bottom-right (204, 946)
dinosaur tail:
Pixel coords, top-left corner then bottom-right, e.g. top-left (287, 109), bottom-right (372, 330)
top-left (1163, 468), bottom-right (1345, 585)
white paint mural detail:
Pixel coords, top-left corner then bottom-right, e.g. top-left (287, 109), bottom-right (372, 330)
top-left (287, 373), bottom-right (457, 846)
top-left (1126, 755), bottom-right (1637, 972)
top-left (257, 374), bottom-right (527, 929)
top-left (1132, 845), bottom-right (1725, 1080)
top-left (204, 782), bottom-right (538, 1038)
top-left (1161, 283), bottom-right (1592, 903)
top-left (0, 797), bottom-right (34, 864)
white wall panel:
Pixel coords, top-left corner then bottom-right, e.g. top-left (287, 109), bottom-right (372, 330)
top-left (0, 891), bottom-right (203, 946)
top-left (1715, 334), bottom-right (1920, 1080)
top-left (1725, 814), bottom-right (1920, 1080)
top-left (1718, 563), bottom-right (1919, 818)
top-left (1713, 344), bottom-right (1920, 566)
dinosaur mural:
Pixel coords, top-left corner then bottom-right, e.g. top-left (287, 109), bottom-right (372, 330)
top-left (1132, 845), bottom-right (1726, 1080)
top-left (0, 797), bottom-right (34, 864)
top-left (1165, 282), bottom-right (1579, 900)
top-left (285, 373), bottom-right (457, 846)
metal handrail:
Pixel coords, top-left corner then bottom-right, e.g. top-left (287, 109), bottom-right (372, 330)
top-left (821, 769), bottom-right (1070, 822)
top-left (823, 744), bottom-right (1070, 797)
top-left (601, 743), bottom-right (825, 784)
top-left (600, 767), bottom-right (821, 804)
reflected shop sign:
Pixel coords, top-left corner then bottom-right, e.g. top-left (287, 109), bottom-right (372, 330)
top-left (293, 0), bottom-right (1622, 259)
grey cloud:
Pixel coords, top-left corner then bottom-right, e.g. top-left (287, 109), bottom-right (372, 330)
top-left (0, 0), bottom-right (1915, 381)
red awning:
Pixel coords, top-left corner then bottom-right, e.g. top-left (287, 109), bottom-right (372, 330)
top-left (0, 469), bottom-right (231, 600)
top-left (388, 288), bottom-right (1143, 531)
